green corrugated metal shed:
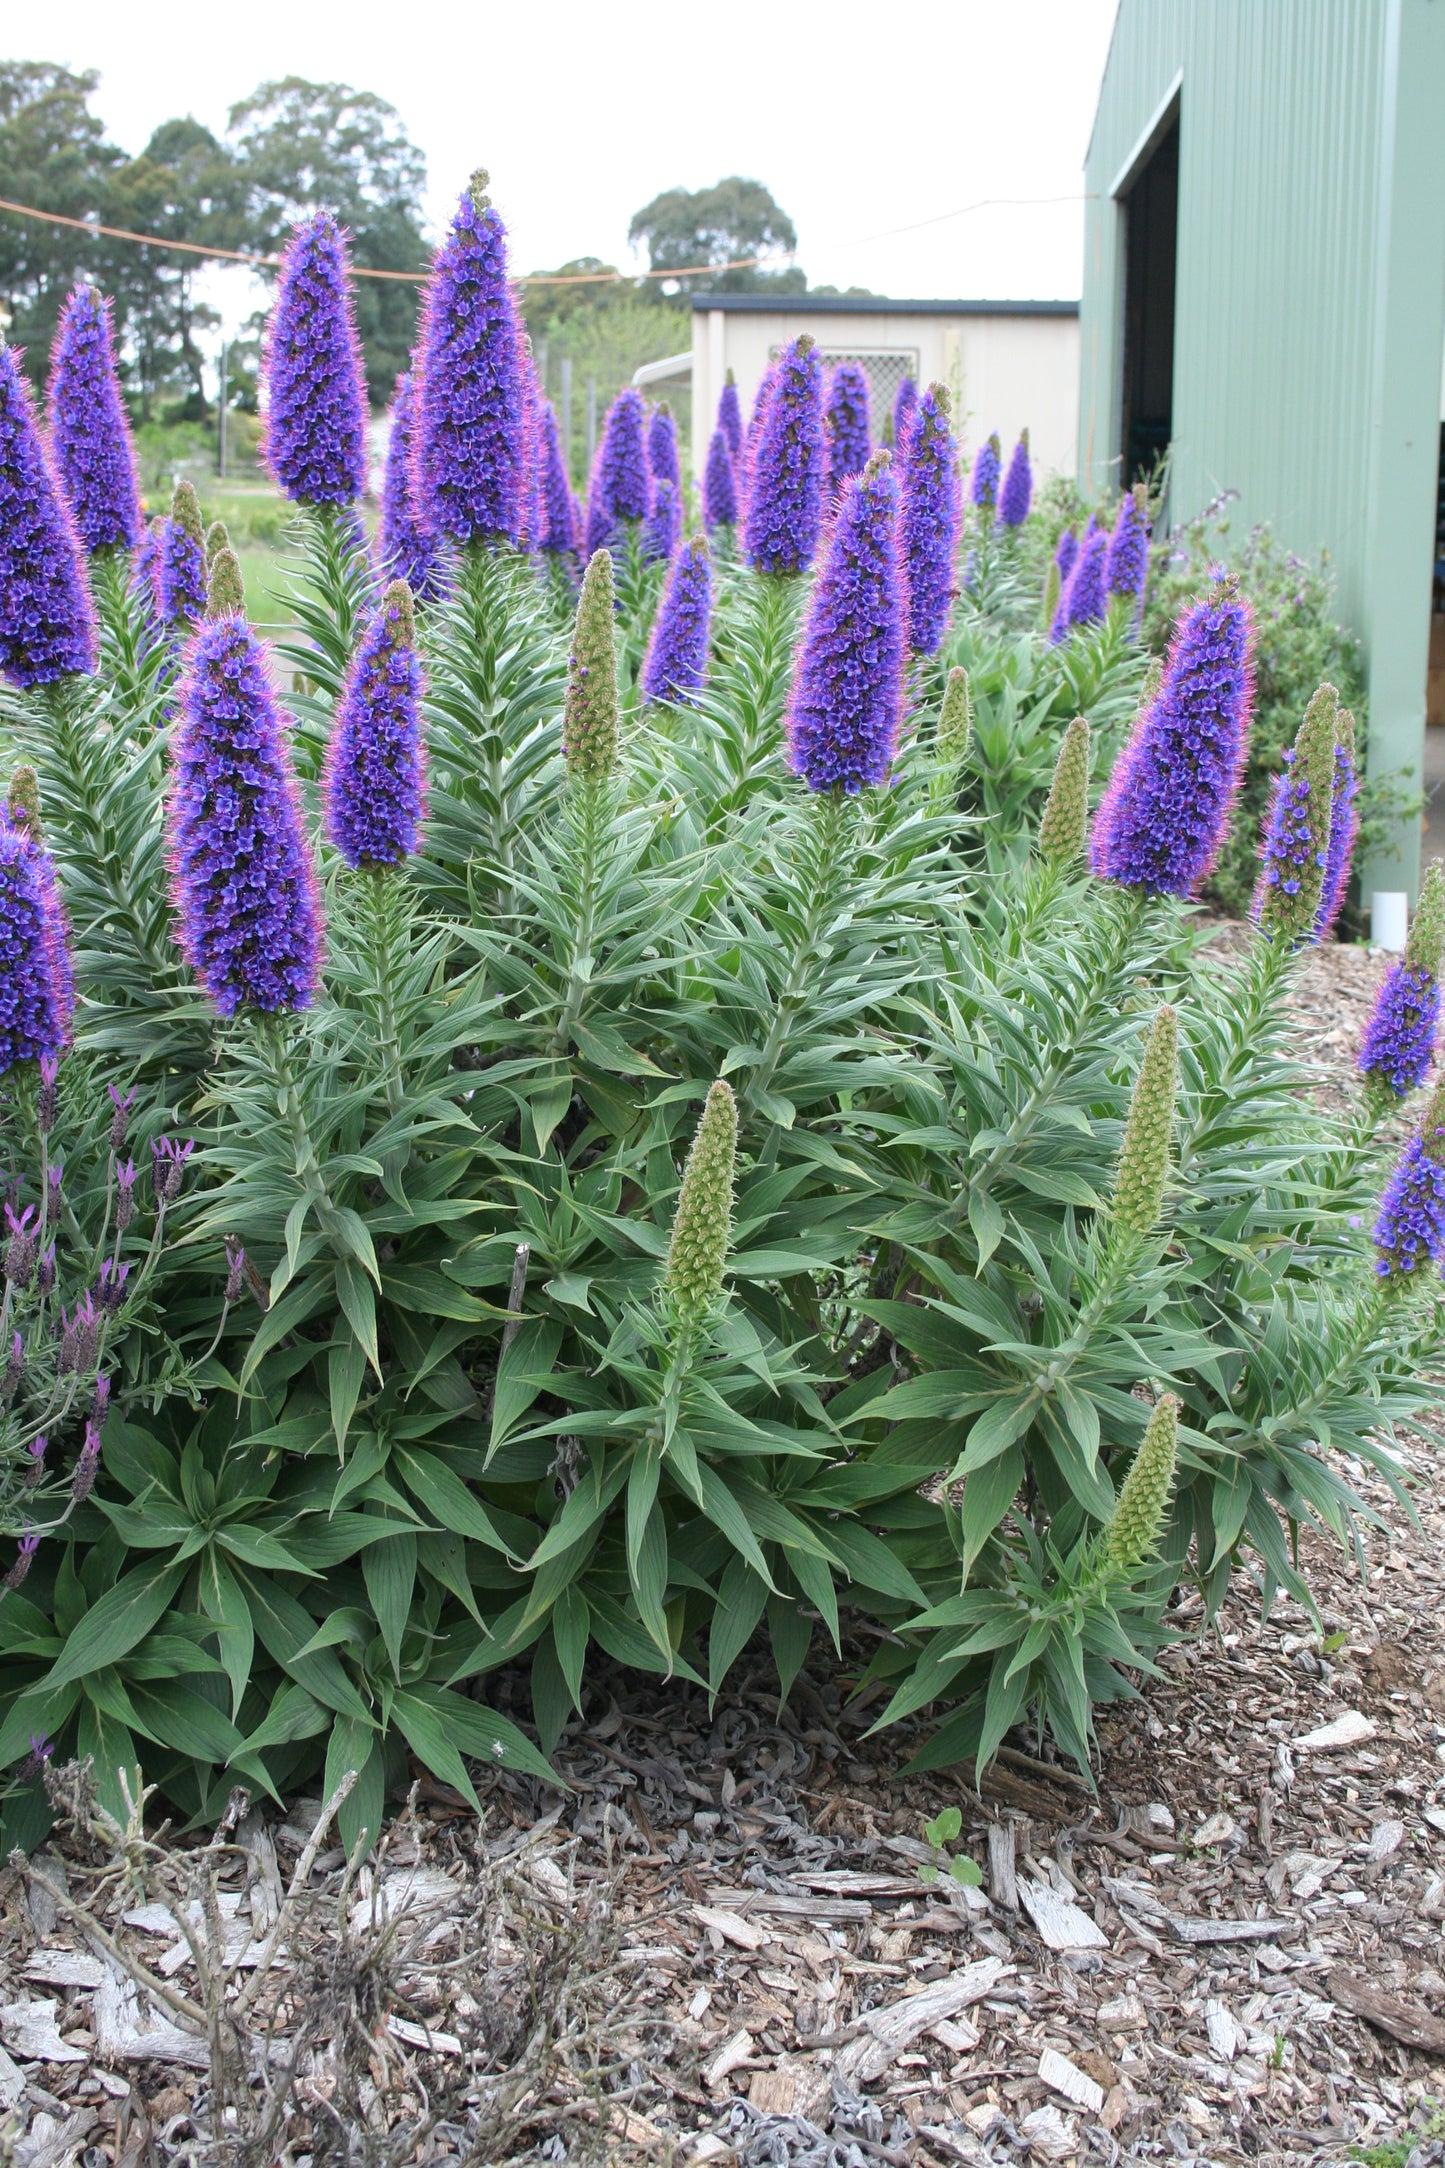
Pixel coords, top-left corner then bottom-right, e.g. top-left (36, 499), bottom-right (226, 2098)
top-left (1079, 0), bottom-right (1445, 900)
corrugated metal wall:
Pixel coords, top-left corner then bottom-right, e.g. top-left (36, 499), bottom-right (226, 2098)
top-left (1078, 0), bottom-right (1445, 896)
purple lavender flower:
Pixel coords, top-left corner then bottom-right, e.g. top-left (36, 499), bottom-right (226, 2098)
top-left (5, 1204), bottom-right (37, 1288)
top-left (70, 1292), bottom-right (99, 1375)
top-left (1050, 526), bottom-right (1109, 643)
top-left (537, 399), bottom-right (578, 554)
top-left (92, 1374), bottom-right (109, 1422)
top-left (1106, 485), bottom-right (1149, 604)
top-left (34, 1246), bottom-right (54, 1298)
top-left (4, 1532), bottom-right (38, 1592)
top-left (45, 1161), bottom-right (61, 1230)
top-left (151, 1136), bottom-right (194, 1206)
top-left (702, 428), bottom-right (739, 530)
top-left (24, 1432), bottom-right (46, 1480)
top-left (901, 383), bottom-right (960, 655)
top-left (825, 363), bottom-right (871, 494)
top-left (378, 369), bottom-right (442, 601)
top-left (718, 373), bottom-right (743, 463)
top-left (1055, 526), bottom-right (1079, 590)
top-left (415, 173), bottom-right (527, 546)
top-left (1315, 722), bottom-right (1359, 941)
top-left (997, 432), bottom-right (1033, 529)
top-left (586, 387), bottom-right (650, 556)
top-left (0, 817), bottom-right (70, 1072)
top-left (71, 1413), bottom-right (102, 1503)
top-left (263, 214), bottom-right (368, 505)
top-left (168, 614), bottom-right (324, 1015)
top-left (743, 337), bottom-right (825, 577)
top-left (892, 378), bottom-right (918, 461)
top-left (641, 535), bottom-right (711, 707)
top-left (114, 1161), bottom-right (136, 1234)
top-left (46, 286), bottom-right (143, 552)
top-left (786, 452), bottom-right (906, 795)
top-left (1090, 579), bottom-right (1255, 897)
top-left (647, 403), bottom-right (681, 494)
top-left (107, 1083), bottom-right (135, 1152)
top-left (224, 1239), bottom-right (246, 1303)
top-left (325, 581), bottom-right (427, 870)
top-left (1375, 1082), bottom-right (1445, 1279)
top-left (969, 433), bottom-right (1002, 516)
top-left (37, 1052), bottom-right (58, 1135)
top-left (0, 343), bottom-right (97, 686)
top-left (97, 1259), bottom-right (129, 1316)
top-left (641, 478), bottom-right (680, 564)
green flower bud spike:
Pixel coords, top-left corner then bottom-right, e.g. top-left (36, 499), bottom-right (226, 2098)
top-left (172, 478), bottom-right (204, 547)
top-left (1037, 716), bottom-right (1091, 867)
top-left (205, 519), bottom-right (230, 567)
top-left (937, 668), bottom-right (973, 767)
top-left (1041, 556), bottom-right (1060, 633)
top-left (7, 764), bottom-right (42, 840)
top-left (1112, 1005), bottom-right (1178, 1242)
top-left (1406, 858), bottom-right (1445, 979)
top-left (205, 547), bottom-right (246, 620)
top-left (563, 547), bottom-right (620, 783)
top-left (664, 1080), bottom-right (738, 1324)
top-left (1257, 682), bottom-right (1338, 945)
top-left (1105, 1392), bottom-right (1179, 1572)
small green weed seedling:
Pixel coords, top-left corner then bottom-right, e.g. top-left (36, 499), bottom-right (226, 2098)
top-left (918, 1809), bottom-right (983, 1889)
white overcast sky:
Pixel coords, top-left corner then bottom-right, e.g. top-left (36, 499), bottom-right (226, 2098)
top-left (9, 0), bottom-right (1118, 324)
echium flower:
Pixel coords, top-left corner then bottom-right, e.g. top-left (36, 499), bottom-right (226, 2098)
top-left (744, 336), bottom-right (824, 576)
top-left (586, 387), bottom-right (650, 556)
top-left (1106, 484), bottom-right (1149, 604)
top-left (0, 814), bottom-right (69, 1073)
top-left (47, 286), bottom-right (143, 551)
top-left (997, 431), bottom-right (1032, 529)
top-left (825, 361), bottom-right (871, 493)
top-left (1253, 683), bottom-right (1338, 944)
top-left (1050, 525), bottom-right (1108, 642)
top-left (718, 370), bottom-right (742, 463)
top-left (9, 769), bottom-right (75, 1047)
top-left (641, 535), bottom-right (710, 708)
top-left (1054, 526), bottom-right (1080, 591)
top-left (378, 369), bottom-right (441, 600)
top-left (326, 581), bottom-right (427, 869)
top-left (537, 399), bottom-right (578, 555)
top-left (901, 383), bottom-right (960, 654)
top-left (1358, 861), bottom-right (1445, 1100)
top-left (936, 668), bottom-right (973, 766)
top-left (0, 341), bottom-right (97, 687)
top-left (168, 603), bottom-right (324, 1015)
top-left (157, 481), bottom-right (207, 629)
top-left (1105, 1394), bottom-right (1180, 1571)
top-left (647, 403), bottom-right (681, 493)
top-left (786, 451), bottom-right (906, 795)
top-left (1111, 1005), bottom-right (1179, 1243)
top-left (563, 551), bottom-right (620, 783)
top-left (415, 171), bottom-right (527, 546)
top-left (740, 365), bottom-right (775, 511)
top-left (969, 432), bottom-right (1001, 516)
top-left (263, 213), bottom-right (368, 505)
top-left (641, 477), bottom-right (680, 563)
top-left (1376, 1062), bottom-right (1445, 1278)
top-left (1090, 576), bottom-right (1254, 896)
top-left (1037, 717), bottom-right (1091, 867)
top-left (1315, 706), bottom-right (1359, 940)
top-left (702, 428), bottom-right (739, 529)
top-left (664, 1080), bottom-right (738, 1323)
top-left (892, 376), bottom-right (918, 460)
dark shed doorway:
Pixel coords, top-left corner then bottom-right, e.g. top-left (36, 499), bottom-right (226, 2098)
top-left (1120, 105), bottom-right (1179, 487)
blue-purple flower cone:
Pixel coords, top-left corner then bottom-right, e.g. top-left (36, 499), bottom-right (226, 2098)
top-left (1359, 964), bottom-right (1441, 1099)
top-left (647, 405), bottom-right (681, 493)
top-left (998, 436), bottom-right (1032, 528)
top-left (0, 816), bottom-right (71, 1072)
top-left (326, 586), bottom-right (427, 868)
top-left (744, 338), bottom-right (824, 576)
top-left (703, 428), bottom-right (739, 529)
top-left (263, 214), bottom-right (369, 505)
top-left (415, 184), bottom-right (527, 545)
top-left (642, 535), bottom-right (711, 707)
top-left (786, 455), bottom-right (906, 794)
top-left (47, 287), bottom-right (143, 552)
top-left (379, 370), bottom-right (442, 600)
top-left (901, 386), bottom-right (960, 654)
top-left (0, 345), bottom-right (97, 687)
top-left (825, 362), bottom-right (871, 493)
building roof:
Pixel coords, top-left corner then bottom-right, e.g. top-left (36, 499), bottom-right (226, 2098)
top-left (687, 294), bottom-right (1079, 317)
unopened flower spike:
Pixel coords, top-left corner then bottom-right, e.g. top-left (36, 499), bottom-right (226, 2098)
top-left (1037, 717), bottom-right (1091, 867)
top-left (563, 550), bottom-right (620, 782)
top-left (1111, 1006), bottom-right (1178, 1242)
top-left (205, 520), bottom-right (230, 566)
top-left (415, 171), bottom-right (528, 545)
top-left (901, 383), bottom-right (961, 654)
top-left (664, 1080), bottom-right (738, 1324)
top-left (1253, 683), bottom-right (1338, 944)
top-left (47, 285), bottom-right (143, 553)
top-left (970, 432), bottom-right (1002, 515)
top-left (824, 361), bottom-right (871, 494)
top-left (1358, 860), bottom-right (1445, 1100)
top-left (703, 428), bottom-right (739, 530)
top-left (158, 480), bottom-right (207, 628)
top-left (642, 535), bottom-right (711, 708)
top-left (1375, 1072), bottom-right (1445, 1282)
top-left (786, 450), bottom-right (906, 795)
top-left (998, 430), bottom-right (1032, 529)
top-left (326, 579), bottom-right (427, 869)
top-left (0, 342), bottom-right (98, 686)
top-left (937, 669), bottom-right (973, 767)
top-left (1105, 1394), bottom-right (1179, 1571)
top-left (1315, 705), bottom-right (1359, 941)
top-left (743, 335), bottom-right (825, 576)
top-left (263, 213), bottom-right (368, 505)
top-left (205, 547), bottom-right (245, 621)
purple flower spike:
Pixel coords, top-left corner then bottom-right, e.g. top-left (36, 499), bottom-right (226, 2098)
top-left (326, 581), bottom-right (427, 869)
top-left (1375, 1081), bottom-right (1445, 1279)
top-left (1315, 729), bottom-right (1359, 941)
top-left (1050, 526), bottom-right (1109, 643)
top-left (718, 373), bottom-right (743, 463)
top-left (642, 534), bottom-right (711, 708)
top-left (1359, 966), bottom-right (1441, 1099)
top-left (263, 213), bottom-right (368, 505)
top-left (0, 817), bottom-right (70, 1072)
top-left (224, 1239), bottom-right (246, 1303)
top-left (97, 1258), bottom-right (129, 1316)
top-left (744, 336), bottom-right (825, 577)
top-left (415, 173), bottom-right (527, 546)
top-left (1090, 578), bottom-right (1255, 897)
top-left (1055, 527), bottom-right (1080, 590)
top-left (378, 369), bottom-right (442, 601)
top-left (168, 616), bottom-right (324, 1015)
top-left (586, 387), bottom-right (650, 556)
top-left (537, 400), bottom-right (578, 554)
top-left (1106, 485), bottom-right (1150, 603)
top-left (641, 478), bottom-right (680, 564)
top-left (969, 433), bottom-right (1002, 515)
top-left (825, 362), bottom-right (871, 494)
top-left (892, 378), bottom-right (918, 461)
top-left (901, 383), bottom-right (960, 655)
top-left (739, 365), bottom-right (776, 520)
top-left (0, 344), bottom-right (97, 687)
top-left (702, 428), bottom-right (738, 530)
top-left (786, 452), bottom-right (906, 796)
top-left (37, 1052), bottom-right (59, 1135)
top-left (997, 432), bottom-right (1033, 529)
top-left (47, 286), bottom-right (143, 552)
top-left (647, 404), bottom-right (681, 494)
top-left (114, 1160), bottom-right (136, 1233)
top-left (151, 1135), bottom-right (194, 1206)
top-left (157, 488), bottom-right (206, 630)
top-left (107, 1082), bottom-right (135, 1152)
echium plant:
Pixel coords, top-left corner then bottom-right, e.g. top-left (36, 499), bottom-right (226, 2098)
top-left (703, 429), bottom-right (739, 531)
top-left (825, 361), bottom-right (871, 493)
top-left (157, 481), bottom-right (207, 632)
top-left (378, 368), bottom-right (442, 600)
top-left (717, 370), bottom-right (742, 462)
top-left (1375, 1072), bottom-right (1445, 1281)
top-left (969, 431), bottom-right (1001, 516)
top-left (744, 336), bottom-right (825, 576)
top-left (1358, 860), bottom-right (1445, 1101)
top-left (586, 388), bottom-right (650, 556)
top-left (786, 451), bottom-right (905, 793)
top-left (46, 287), bottom-right (142, 554)
top-left (325, 582), bottom-right (427, 868)
top-left (263, 214), bottom-right (368, 506)
top-left (997, 431), bottom-right (1032, 529)
top-left (901, 384), bottom-right (961, 655)
top-left (415, 171), bottom-right (528, 546)
top-left (647, 402), bottom-right (681, 494)
top-left (0, 343), bottom-right (97, 688)
top-left (641, 535), bottom-right (711, 708)
top-left (1252, 682), bottom-right (1338, 944)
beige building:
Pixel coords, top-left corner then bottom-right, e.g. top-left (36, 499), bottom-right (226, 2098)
top-left (667, 294), bottom-right (1080, 484)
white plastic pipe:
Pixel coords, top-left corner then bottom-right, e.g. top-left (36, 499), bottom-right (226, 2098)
top-left (1371, 891), bottom-right (1409, 953)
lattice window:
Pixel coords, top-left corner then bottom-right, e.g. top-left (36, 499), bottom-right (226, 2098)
top-left (766, 345), bottom-right (921, 434)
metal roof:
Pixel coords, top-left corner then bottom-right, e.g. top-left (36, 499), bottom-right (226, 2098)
top-left (687, 294), bottom-right (1079, 317)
